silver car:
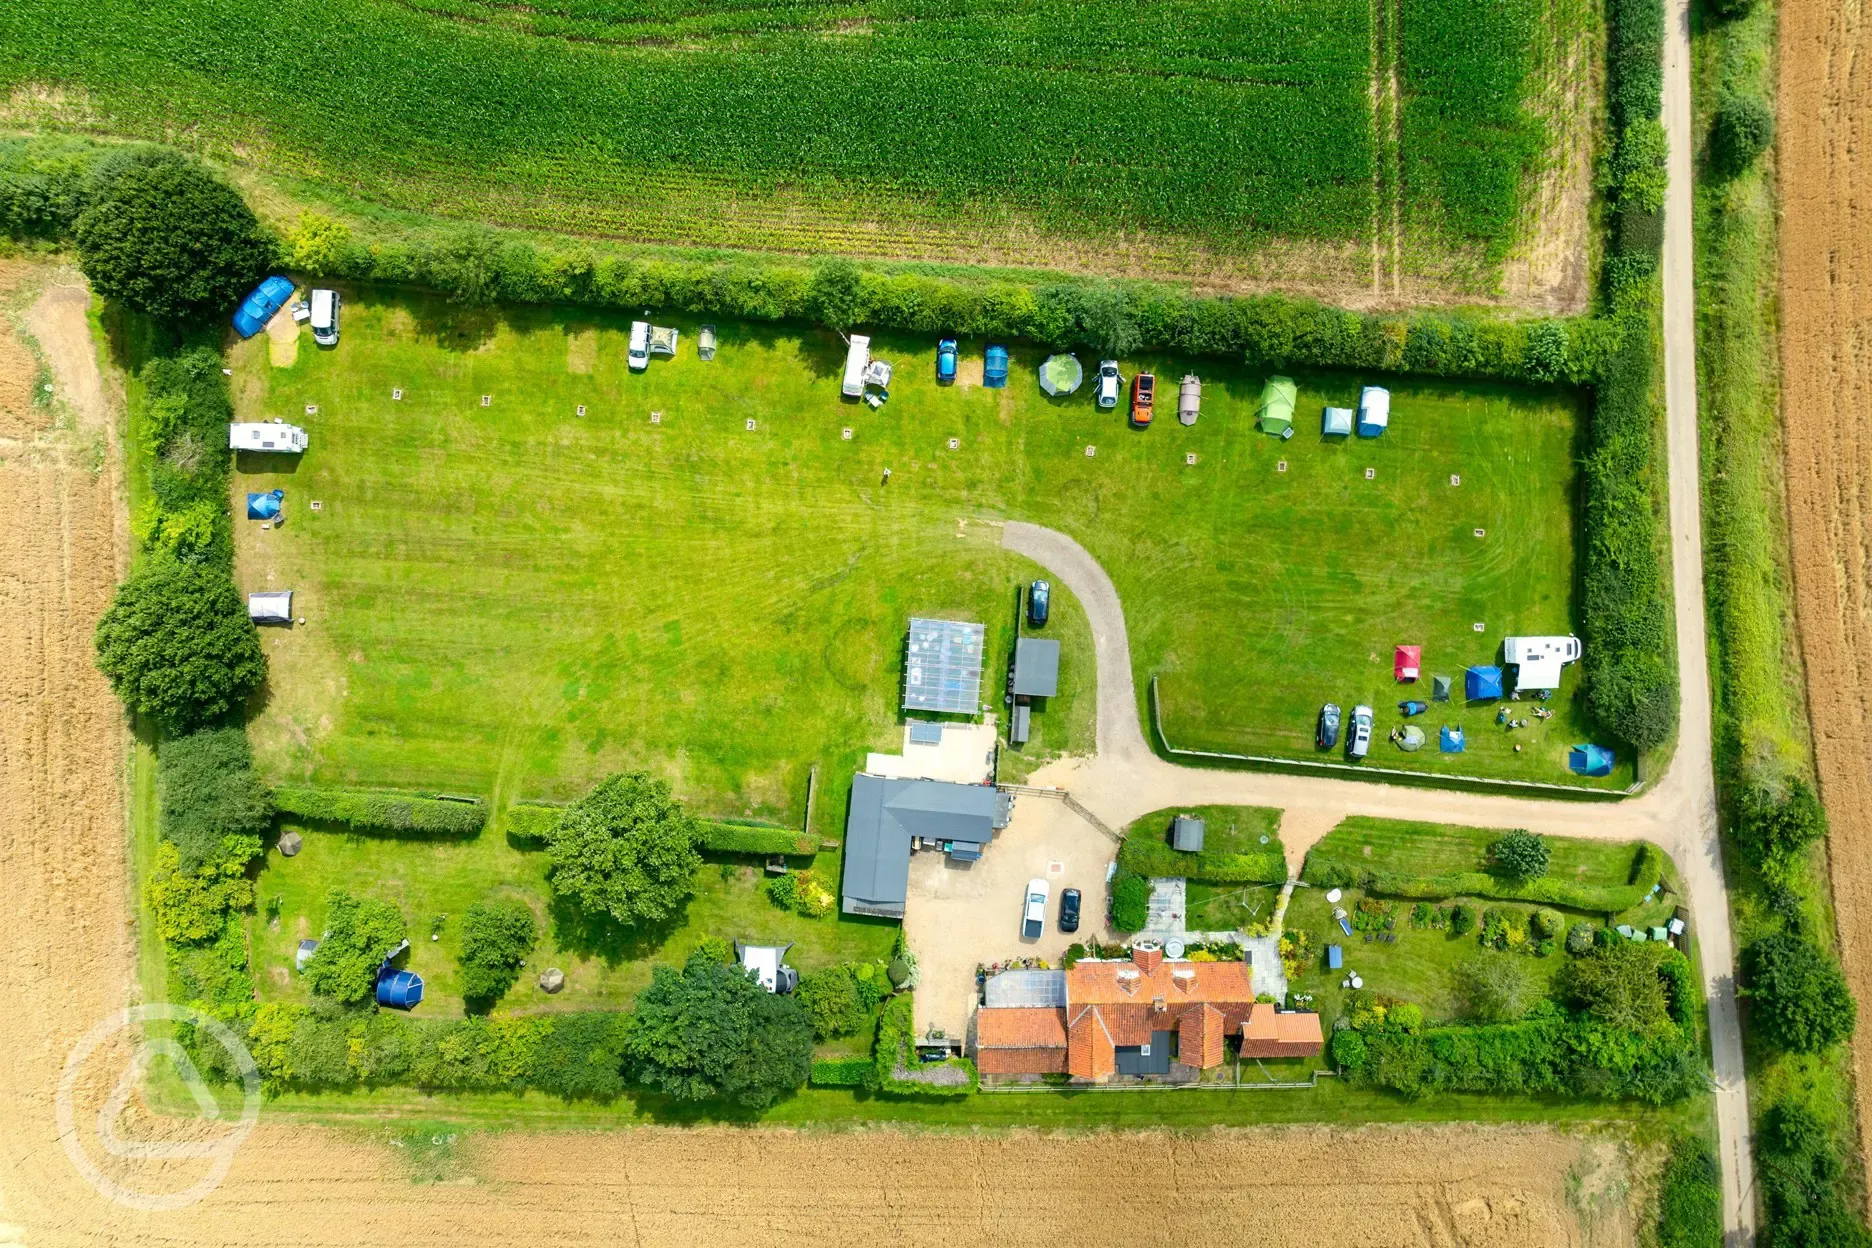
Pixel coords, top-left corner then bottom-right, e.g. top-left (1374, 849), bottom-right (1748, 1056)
top-left (1347, 704), bottom-right (1374, 760)
top-left (1095, 359), bottom-right (1121, 409)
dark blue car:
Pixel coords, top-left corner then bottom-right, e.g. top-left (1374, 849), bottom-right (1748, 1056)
top-left (232, 276), bottom-right (295, 339)
top-left (936, 337), bottom-right (958, 383)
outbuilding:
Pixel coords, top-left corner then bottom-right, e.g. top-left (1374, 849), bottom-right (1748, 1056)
top-left (1012, 637), bottom-right (1060, 699)
top-left (1171, 814), bottom-right (1206, 853)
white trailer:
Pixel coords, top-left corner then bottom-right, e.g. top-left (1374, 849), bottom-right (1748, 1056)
top-left (841, 334), bottom-right (871, 397)
top-left (229, 421), bottom-right (308, 453)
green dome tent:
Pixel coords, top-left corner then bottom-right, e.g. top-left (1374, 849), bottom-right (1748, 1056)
top-left (1039, 354), bottom-right (1084, 396)
top-left (1257, 375), bottom-right (1296, 434)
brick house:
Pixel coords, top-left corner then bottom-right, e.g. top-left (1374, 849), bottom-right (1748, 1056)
top-left (974, 941), bottom-right (1322, 1082)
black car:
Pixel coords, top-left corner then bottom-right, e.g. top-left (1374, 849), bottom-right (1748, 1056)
top-left (1028, 580), bottom-right (1051, 627)
top-left (1316, 702), bottom-right (1342, 750)
top-left (1058, 887), bottom-right (1082, 933)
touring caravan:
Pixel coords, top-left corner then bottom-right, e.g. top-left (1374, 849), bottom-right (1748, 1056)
top-left (842, 334), bottom-right (871, 398)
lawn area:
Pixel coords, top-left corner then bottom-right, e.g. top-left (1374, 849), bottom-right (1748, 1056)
top-left (1309, 816), bottom-right (1655, 890)
top-left (248, 825), bottom-right (896, 1016)
top-left (233, 288), bottom-right (1614, 805)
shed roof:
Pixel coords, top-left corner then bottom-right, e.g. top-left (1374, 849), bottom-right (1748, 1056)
top-left (1171, 814), bottom-right (1205, 852)
top-left (1012, 637), bottom-right (1060, 697)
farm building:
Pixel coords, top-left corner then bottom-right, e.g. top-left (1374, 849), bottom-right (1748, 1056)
top-left (229, 422), bottom-right (308, 453)
top-left (840, 774), bottom-right (1010, 917)
top-left (1357, 386), bottom-right (1390, 436)
top-left (903, 618), bottom-right (986, 714)
top-left (974, 943), bottom-right (1322, 1083)
top-left (1011, 637), bottom-right (1060, 699)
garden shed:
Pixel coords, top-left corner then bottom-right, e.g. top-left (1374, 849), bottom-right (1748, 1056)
top-left (1465, 665), bottom-right (1504, 700)
top-left (1012, 637), bottom-right (1060, 698)
top-left (1256, 375), bottom-right (1296, 434)
top-left (1357, 386), bottom-right (1390, 437)
top-left (1172, 814), bottom-right (1205, 852)
top-left (1322, 405), bottom-right (1353, 436)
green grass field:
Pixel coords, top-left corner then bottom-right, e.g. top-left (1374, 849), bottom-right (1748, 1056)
top-left (248, 826), bottom-right (895, 1015)
top-left (7, 0), bottom-right (1563, 263)
top-left (231, 288), bottom-right (1618, 803)
top-left (1309, 815), bottom-right (1660, 888)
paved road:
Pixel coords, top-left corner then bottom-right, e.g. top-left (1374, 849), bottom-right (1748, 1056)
top-left (1003, 51), bottom-right (1759, 1208)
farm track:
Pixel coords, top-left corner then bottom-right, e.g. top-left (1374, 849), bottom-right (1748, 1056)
top-left (1778, 0), bottom-right (1872, 1204)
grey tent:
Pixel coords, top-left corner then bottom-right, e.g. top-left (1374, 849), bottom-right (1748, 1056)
top-left (248, 590), bottom-right (293, 623)
top-left (1039, 354), bottom-right (1084, 396)
top-left (1397, 725), bottom-right (1426, 752)
top-left (1431, 674), bottom-right (1452, 702)
top-left (1322, 406), bottom-right (1353, 436)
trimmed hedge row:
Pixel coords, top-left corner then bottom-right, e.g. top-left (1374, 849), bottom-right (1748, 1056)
top-left (272, 785), bottom-right (486, 836)
top-left (1303, 843), bottom-right (1663, 913)
top-left (503, 802), bottom-right (564, 842)
top-left (1609, 0), bottom-right (1664, 129)
top-left (697, 820), bottom-right (816, 857)
top-left (809, 1057), bottom-right (873, 1088)
top-left (1117, 836), bottom-right (1288, 886)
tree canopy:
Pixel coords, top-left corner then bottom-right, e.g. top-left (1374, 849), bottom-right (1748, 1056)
top-left (545, 772), bottom-right (702, 927)
top-left (73, 153), bottom-right (275, 322)
top-left (457, 899), bottom-right (539, 1009)
top-left (303, 889), bottom-right (408, 1006)
top-left (1743, 933), bottom-right (1857, 1054)
top-left (93, 557), bottom-right (266, 732)
top-left (1558, 941), bottom-right (1674, 1034)
top-left (157, 726), bottom-right (272, 871)
top-left (622, 949), bottom-right (813, 1107)
top-left (1489, 829), bottom-right (1550, 881)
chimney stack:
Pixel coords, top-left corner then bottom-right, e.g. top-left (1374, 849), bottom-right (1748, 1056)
top-left (1117, 967), bottom-right (1140, 995)
top-left (1132, 941), bottom-right (1164, 975)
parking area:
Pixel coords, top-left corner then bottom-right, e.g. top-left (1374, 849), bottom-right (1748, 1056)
top-left (902, 795), bottom-right (1116, 1043)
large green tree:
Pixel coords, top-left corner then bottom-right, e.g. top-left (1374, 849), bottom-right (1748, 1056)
top-left (157, 726), bottom-right (272, 871)
top-left (72, 153), bottom-right (275, 322)
top-left (545, 772), bottom-right (701, 927)
top-left (622, 950), bottom-right (813, 1108)
top-left (456, 900), bottom-right (538, 1009)
top-left (94, 557), bottom-right (266, 732)
top-left (303, 889), bottom-right (408, 1007)
top-left (1557, 941), bottom-right (1673, 1033)
top-left (1489, 829), bottom-right (1550, 881)
top-left (1743, 934), bottom-right (1857, 1054)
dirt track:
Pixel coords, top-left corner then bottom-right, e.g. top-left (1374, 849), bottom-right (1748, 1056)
top-left (0, 262), bottom-right (1642, 1248)
top-left (1779, 0), bottom-right (1872, 1198)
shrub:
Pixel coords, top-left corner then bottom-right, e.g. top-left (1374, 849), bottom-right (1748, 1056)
top-left (457, 900), bottom-right (538, 1008)
top-left (529, 1012), bottom-right (631, 1100)
top-left (72, 152), bottom-right (276, 322)
top-left (623, 949), bottom-right (814, 1107)
top-left (1609, 0), bottom-right (1664, 129)
top-left (1613, 119), bottom-right (1670, 214)
top-left (157, 726), bottom-right (271, 872)
top-left (1704, 0), bottom-right (1754, 16)
top-left (1304, 844), bottom-right (1665, 911)
top-left (765, 868), bottom-right (834, 918)
top-left (797, 966), bottom-right (863, 1039)
top-left (1742, 934), bottom-right (1857, 1054)
top-left (1710, 93), bottom-right (1774, 178)
top-left (872, 994), bottom-right (974, 1096)
top-left (546, 772), bottom-right (702, 927)
top-left (286, 210), bottom-right (351, 275)
top-left (1530, 908), bottom-right (1564, 941)
top-left (93, 557), bottom-right (265, 732)
top-left (810, 1057), bottom-right (872, 1087)
top-left (1110, 871), bottom-right (1150, 931)
top-left (503, 802), bottom-right (564, 843)
top-left (1655, 1133), bottom-right (1722, 1248)
top-left (1558, 941), bottom-right (1673, 1034)
top-left (1449, 903), bottom-right (1476, 935)
top-left (271, 785), bottom-right (486, 836)
top-left (1118, 833), bottom-right (1286, 885)
top-left (691, 936), bottom-right (734, 965)
top-left (1737, 777), bottom-right (1826, 874)
top-left (1489, 830), bottom-right (1550, 881)
top-left (302, 889), bottom-right (408, 1006)
top-left (887, 956), bottom-right (913, 987)
top-left (1566, 923), bottom-right (1595, 955)
top-left (1330, 1028), bottom-right (1368, 1072)
top-left (1756, 1097), bottom-right (1872, 1247)
top-left (1451, 955), bottom-right (1536, 1022)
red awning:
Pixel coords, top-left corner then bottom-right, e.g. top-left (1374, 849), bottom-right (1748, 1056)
top-left (1394, 645), bottom-right (1421, 681)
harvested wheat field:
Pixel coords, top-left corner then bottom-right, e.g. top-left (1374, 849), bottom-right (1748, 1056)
top-left (1780, 0), bottom-right (1872, 1196)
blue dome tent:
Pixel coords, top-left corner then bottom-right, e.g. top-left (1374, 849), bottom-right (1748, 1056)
top-left (374, 939), bottom-right (423, 1009)
top-left (246, 489), bottom-right (283, 520)
top-left (1465, 665), bottom-right (1504, 700)
top-left (1439, 725), bottom-right (1466, 753)
top-left (1568, 744), bottom-right (1614, 777)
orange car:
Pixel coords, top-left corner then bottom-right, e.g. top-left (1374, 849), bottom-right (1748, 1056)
top-left (1130, 372), bottom-right (1155, 427)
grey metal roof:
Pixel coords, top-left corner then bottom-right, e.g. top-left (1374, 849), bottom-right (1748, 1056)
top-left (1012, 637), bottom-right (1060, 698)
top-left (841, 773), bottom-right (1000, 916)
top-left (983, 969), bottom-right (1067, 1008)
top-left (903, 618), bottom-right (985, 714)
top-left (1172, 815), bottom-right (1206, 852)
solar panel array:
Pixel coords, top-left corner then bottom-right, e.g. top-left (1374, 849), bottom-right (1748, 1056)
top-left (902, 618), bottom-right (985, 714)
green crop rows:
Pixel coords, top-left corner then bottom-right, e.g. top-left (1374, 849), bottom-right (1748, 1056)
top-left (6, 0), bottom-right (1565, 260)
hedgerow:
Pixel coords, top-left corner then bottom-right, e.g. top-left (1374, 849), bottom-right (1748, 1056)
top-left (695, 820), bottom-right (815, 857)
top-left (272, 785), bottom-right (487, 836)
top-left (1303, 843), bottom-right (1663, 913)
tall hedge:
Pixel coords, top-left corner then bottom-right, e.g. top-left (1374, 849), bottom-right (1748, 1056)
top-left (272, 785), bottom-right (486, 836)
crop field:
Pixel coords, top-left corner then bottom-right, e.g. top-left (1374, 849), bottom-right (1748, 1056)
top-left (232, 289), bottom-right (1617, 814)
top-left (5, 0), bottom-right (1575, 288)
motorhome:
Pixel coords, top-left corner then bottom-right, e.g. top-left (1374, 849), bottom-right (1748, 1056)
top-left (841, 334), bottom-right (871, 397)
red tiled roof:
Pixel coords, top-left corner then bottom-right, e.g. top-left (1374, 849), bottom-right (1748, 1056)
top-left (1067, 957), bottom-right (1254, 1007)
top-left (977, 1045), bottom-right (1067, 1075)
top-left (1067, 1004), bottom-right (1115, 1079)
top-left (1238, 1002), bottom-right (1324, 1058)
top-left (1179, 1003), bottom-right (1227, 1069)
top-left (975, 1007), bottom-right (1067, 1049)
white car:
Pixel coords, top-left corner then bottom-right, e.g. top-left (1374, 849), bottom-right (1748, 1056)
top-left (1021, 877), bottom-right (1050, 940)
top-left (1095, 360), bottom-right (1121, 409)
top-left (309, 289), bottom-right (339, 346)
top-left (1347, 704), bottom-right (1374, 760)
top-left (628, 320), bottom-right (650, 372)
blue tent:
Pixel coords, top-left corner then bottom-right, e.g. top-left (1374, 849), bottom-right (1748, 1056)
top-left (1568, 744), bottom-right (1615, 777)
top-left (232, 276), bottom-right (295, 338)
top-left (983, 345), bottom-right (1009, 388)
top-left (1440, 725), bottom-right (1466, 753)
top-left (376, 968), bottom-right (424, 1009)
top-left (1465, 665), bottom-right (1504, 700)
top-left (246, 489), bottom-right (283, 520)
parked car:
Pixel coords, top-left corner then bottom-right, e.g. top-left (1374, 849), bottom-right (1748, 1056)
top-left (628, 320), bottom-right (650, 372)
top-left (1028, 579), bottom-right (1051, 627)
top-left (1095, 359), bottom-right (1121, 409)
top-left (1316, 702), bottom-right (1341, 749)
top-left (231, 275), bottom-right (295, 339)
top-left (1130, 372), bottom-right (1155, 426)
top-left (309, 288), bottom-right (340, 347)
top-left (936, 337), bottom-right (958, 383)
top-left (983, 344), bottom-right (1009, 388)
top-left (1059, 887), bottom-right (1082, 933)
top-left (1022, 877), bottom-right (1051, 939)
top-left (1347, 704), bottom-right (1374, 759)
top-left (699, 324), bottom-right (717, 360)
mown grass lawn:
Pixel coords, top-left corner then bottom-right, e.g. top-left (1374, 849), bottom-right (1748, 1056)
top-left (249, 826), bottom-right (896, 1016)
top-left (232, 289), bottom-right (1618, 817)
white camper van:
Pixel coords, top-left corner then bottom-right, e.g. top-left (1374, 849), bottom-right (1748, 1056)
top-left (309, 288), bottom-right (340, 346)
top-left (841, 334), bottom-right (871, 398)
